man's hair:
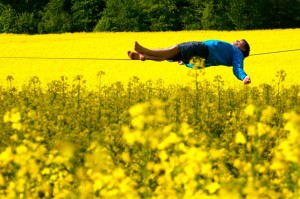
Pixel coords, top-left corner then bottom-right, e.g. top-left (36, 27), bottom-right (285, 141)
top-left (241, 39), bottom-right (250, 58)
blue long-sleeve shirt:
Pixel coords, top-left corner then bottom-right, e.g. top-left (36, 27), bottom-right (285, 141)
top-left (184, 40), bottom-right (247, 81)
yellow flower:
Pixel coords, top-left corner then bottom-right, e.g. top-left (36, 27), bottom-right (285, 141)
top-left (10, 133), bottom-right (19, 141)
top-left (12, 122), bottom-right (22, 130)
top-left (247, 125), bottom-right (256, 136)
top-left (159, 150), bottom-right (168, 161)
top-left (113, 168), bottom-right (125, 179)
top-left (261, 106), bottom-right (276, 123)
top-left (233, 159), bottom-right (242, 168)
top-left (50, 174), bottom-right (58, 181)
top-left (270, 160), bottom-right (286, 170)
top-left (206, 182), bottom-right (221, 194)
top-left (157, 132), bottom-right (179, 150)
top-left (235, 131), bottom-right (246, 144)
top-left (0, 173), bottom-right (4, 186)
top-left (255, 164), bottom-right (266, 173)
top-left (131, 115), bottom-right (145, 129)
top-left (42, 168), bottom-right (51, 175)
top-left (218, 188), bottom-right (241, 199)
top-left (93, 179), bottom-right (104, 191)
top-left (60, 142), bottom-right (75, 159)
top-left (3, 108), bottom-right (21, 123)
top-left (257, 122), bottom-right (271, 137)
top-left (16, 177), bottom-right (26, 192)
top-left (244, 104), bottom-right (255, 116)
top-left (124, 133), bottom-right (135, 145)
top-left (201, 163), bottom-right (212, 176)
top-left (180, 122), bottom-right (193, 137)
top-left (243, 162), bottom-right (252, 173)
top-left (35, 136), bottom-right (45, 142)
top-left (121, 152), bottom-right (131, 163)
top-left (16, 145), bottom-right (28, 155)
top-left (129, 103), bottom-right (147, 117)
top-left (209, 148), bottom-right (225, 159)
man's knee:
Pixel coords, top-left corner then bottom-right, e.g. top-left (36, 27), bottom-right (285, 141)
top-left (170, 45), bottom-right (180, 54)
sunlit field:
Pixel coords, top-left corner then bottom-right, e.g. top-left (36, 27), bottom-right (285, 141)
top-left (0, 29), bottom-right (299, 88)
top-left (0, 30), bottom-right (300, 198)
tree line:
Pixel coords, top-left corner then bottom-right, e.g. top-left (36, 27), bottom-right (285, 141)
top-left (0, 0), bottom-right (299, 34)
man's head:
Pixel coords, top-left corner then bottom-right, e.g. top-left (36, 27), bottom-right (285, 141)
top-left (232, 39), bottom-right (250, 58)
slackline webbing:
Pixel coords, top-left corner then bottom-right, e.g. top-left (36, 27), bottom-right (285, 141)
top-left (0, 48), bottom-right (299, 60)
top-left (250, 48), bottom-right (300, 56)
top-left (0, 57), bottom-right (130, 60)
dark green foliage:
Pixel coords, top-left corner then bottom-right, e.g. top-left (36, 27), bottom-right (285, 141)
top-left (0, 0), bottom-right (299, 33)
top-left (0, 4), bottom-right (17, 33)
top-left (37, 0), bottom-right (72, 33)
top-left (94, 0), bottom-right (142, 32)
top-left (140, 0), bottom-right (178, 31)
top-left (71, 0), bottom-right (105, 32)
top-left (15, 12), bottom-right (37, 34)
top-left (227, 0), bottom-right (268, 30)
top-left (201, 0), bottom-right (234, 30)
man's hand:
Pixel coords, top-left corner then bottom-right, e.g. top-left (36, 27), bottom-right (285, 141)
top-left (243, 76), bottom-right (251, 84)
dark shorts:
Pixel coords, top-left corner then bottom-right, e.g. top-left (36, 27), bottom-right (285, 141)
top-left (168, 41), bottom-right (209, 64)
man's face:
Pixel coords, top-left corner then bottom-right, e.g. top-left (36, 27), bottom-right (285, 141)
top-left (232, 40), bottom-right (246, 51)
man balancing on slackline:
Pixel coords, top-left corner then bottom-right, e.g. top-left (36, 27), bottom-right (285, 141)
top-left (127, 39), bottom-right (251, 85)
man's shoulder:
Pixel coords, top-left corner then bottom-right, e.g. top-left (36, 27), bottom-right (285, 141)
top-left (203, 39), bottom-right (220, 44)
top-left (203, 40), bottom-right (231, 46)
top-left (232, 46), bottom-right (244, 57)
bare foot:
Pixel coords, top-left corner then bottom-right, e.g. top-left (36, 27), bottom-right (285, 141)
top-left (127, 51), bottom-right (145, 61)
top-left (134, 41), bottom-right (147, 54)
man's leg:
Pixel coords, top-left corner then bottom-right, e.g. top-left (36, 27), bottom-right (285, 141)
top-left (128, 51), bottom-right (145, 61)
top-left (134, 41), bottom-right (180, 59)
top-left (127, 51), bottom-right (165, 61)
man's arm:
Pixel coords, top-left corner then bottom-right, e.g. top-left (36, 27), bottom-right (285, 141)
top-left (232, 52), bottom-right (250, 84)
top-left (233, 67), bottom-right (251, 84)
top-left (232, 65), bottom-right (247, 80)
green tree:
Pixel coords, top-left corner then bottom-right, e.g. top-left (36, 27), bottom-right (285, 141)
top-left (201, 0), bottom-right (216, 30)
top-left (15, 12), bottom-right (37, 34)
top-left (178, 0), bottom-right (204, 30)
top-left (139, 0), bottom-right (178, 31)
top-left (267, 0), bottom-right (300, 28)
top-left (38, 0), bottom-right (72, 33)
top-left (0, 4), bottom-right (17, 33)
top-left (0, 0), bottom-right (48, 12)
top-left (1, 0), bottom-right (300, 33)
top-left (71, 0), bottom-right (105, 32)
top-left (0, 0), bottom-right (48, 34)
top-left (94, 0), bottom-right (141, 32)
top-left (201, 0), bottom-right (233, 30)
top-left (227, 0), bottom-right (268, 30)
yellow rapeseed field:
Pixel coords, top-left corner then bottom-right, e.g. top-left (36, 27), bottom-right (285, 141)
top-left (0, 29), bottom-right (299, 89)
top-left (0, 29), bottom-right (300, 198)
